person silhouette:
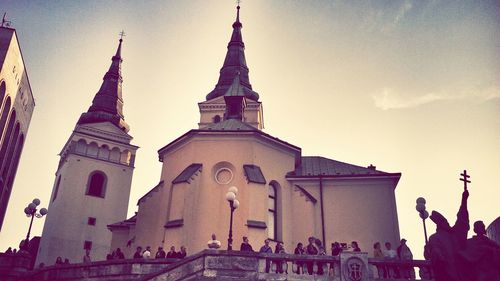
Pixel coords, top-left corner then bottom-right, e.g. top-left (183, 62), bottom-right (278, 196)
top-left (462, 221), bottom-right (500, 281)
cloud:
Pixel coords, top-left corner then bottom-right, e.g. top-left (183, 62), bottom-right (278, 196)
top-left (372, 86), bottom-right (500, 110)
top-left (362, 0), bottom-right (413, 33)
top-left (394, 0), bottom-right (413, 25)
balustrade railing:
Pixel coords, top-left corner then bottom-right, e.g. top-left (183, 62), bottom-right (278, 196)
top-left (257, 252), bottom-right (434, 281)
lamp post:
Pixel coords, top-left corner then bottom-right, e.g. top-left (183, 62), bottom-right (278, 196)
top-left (415, 197), bottom-right (429, 245)
top-left (22, 198), bottom-right (48, 251)
top-left (225, 186), bottom-right (240, 251)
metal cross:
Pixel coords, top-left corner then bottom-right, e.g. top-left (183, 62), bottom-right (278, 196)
top-left (236, 0), bottom-right (241, 6)
top-left (460, 170), bottom-right (471, 191)
top-left (119, 30), bottom-right (126, 40)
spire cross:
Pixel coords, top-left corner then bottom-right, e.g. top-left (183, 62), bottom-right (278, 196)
top-left (1, 12), bottom-right (12, 28)
top-left (236, 0), bottom-right (241, 6)
top-left (119, 30), bottom-right (126, 41)
top-left (460, 170), bottom-right (471, 191)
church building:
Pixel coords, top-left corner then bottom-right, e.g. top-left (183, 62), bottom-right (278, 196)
top-left (108, 6), bottom-right (402, 257)
top-left (36, 37), bottom-right (138, 265)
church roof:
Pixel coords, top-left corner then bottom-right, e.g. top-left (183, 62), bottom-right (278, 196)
top-left (172, 163), bottom-right (203, 184)
top-left (205, 5), bottom-right (259, 101)
top-left (203, 119), bottom-right (257, 131)
top-left (287, 156), bottom-right (401, 178)
top-left (77, 38), bottom-right (130, 132)
top-left (158, 120), bottom-right (301, 165)
top-left (107, 214), bottom-right (136, 229)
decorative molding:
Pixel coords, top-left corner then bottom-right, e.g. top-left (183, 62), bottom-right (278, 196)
top-left (293, 185), bottom-right (317, 204)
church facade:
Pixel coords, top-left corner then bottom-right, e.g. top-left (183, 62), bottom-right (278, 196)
top-left (36, 38), bottom-right (138, 265)
top-left (109, 6), bottom-right (401, 257)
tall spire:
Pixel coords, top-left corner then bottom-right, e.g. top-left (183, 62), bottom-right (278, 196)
top-left (206, 4), bottom-right (259, 101)
top-left (77, 36), bottom-right (130, 132)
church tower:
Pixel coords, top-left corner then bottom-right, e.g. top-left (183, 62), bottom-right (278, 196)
top-left (37, 38), bottom-right (138, 265)
top-left (198, 5), bottom-right (264, 130)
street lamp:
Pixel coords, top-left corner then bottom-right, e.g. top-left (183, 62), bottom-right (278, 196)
top-left (415, 197), bottom-right (429, 245)
top-left (225, 186), bottom-right (239, 251)
top-left (22, 198), bottom-right (48, 251)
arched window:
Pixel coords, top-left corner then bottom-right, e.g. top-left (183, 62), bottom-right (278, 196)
top-left (213, 115), bottom-right (221, 123)
top-left (120, 150), bottom-right (131, 165)
top-left (5, 134), bottom-right (23, 188)
top-left (87, 142), bottom-right (98, 157)
top-left (86, 171), bottom-right (107, 198)
top-left (1, 123), bottom-right (20, 178)
top-left (53, 175), bottom-right (61, 202)
top-left (268, 184), bottom-right (277, 240)
top-left (75, 139), bottom-right (87, 154)
top-left (109, 147), bottom-right (120, 162)
top-left (0, 96), bottom-right (11, 141)
top-left (0, 81), bottom-right (6, 109)
top-left (98, 145), bottom-right (110, 160)
top-left (0, 110), bottom-right (16, 165)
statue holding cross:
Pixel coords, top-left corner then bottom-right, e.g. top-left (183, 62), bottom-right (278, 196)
top-left (425, 170), bottom-right (471, 281)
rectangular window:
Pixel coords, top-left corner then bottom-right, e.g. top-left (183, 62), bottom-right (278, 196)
top-left (87, 217), bottom-right (96, 226)
top-left (84, 240), bottom-right (92, 250)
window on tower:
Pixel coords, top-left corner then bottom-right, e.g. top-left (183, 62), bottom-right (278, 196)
top-left (85, 171), bottom-right (107, 198)
top-left (83, 240), bottom-right (92, 250)
top-left (213, 115), bottom-right (221, 123)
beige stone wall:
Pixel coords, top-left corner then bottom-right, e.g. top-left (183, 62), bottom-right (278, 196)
top-left (0, 30), bottom-right (35, 134)
top-left (37, 123), bottom-right (137, 265)
top-left (289, 177), bottom-right (400, 256)
top-left (133, 132), bottom-right (297, 255)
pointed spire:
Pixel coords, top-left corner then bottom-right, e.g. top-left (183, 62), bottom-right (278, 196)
top-left (206, 4), bottom-right (259, 101)
top-left (77, 36), bottom-right (130, 132)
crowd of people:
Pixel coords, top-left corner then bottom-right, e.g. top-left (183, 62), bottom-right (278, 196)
top-left (206, 232), bottom-right (415, 277)
top-left (129, 245), bottom-right (187, 260)
top-left (373, 239), bottom-right (414, 278)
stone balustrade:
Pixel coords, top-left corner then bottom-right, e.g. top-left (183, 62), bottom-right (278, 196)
top-left (2, 250), bottom-right (434, 281)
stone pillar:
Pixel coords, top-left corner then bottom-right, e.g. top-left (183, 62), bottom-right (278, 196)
top-left (340, 252), bottom-right (369, 281)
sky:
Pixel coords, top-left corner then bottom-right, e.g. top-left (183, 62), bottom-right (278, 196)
top-left (0, 0), bottom-right (498, 259)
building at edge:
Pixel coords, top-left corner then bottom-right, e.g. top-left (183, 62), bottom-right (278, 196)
top-left (108, 6), bottom-right (402, 258)
top-left (0, 25), bottom-right (36, 231)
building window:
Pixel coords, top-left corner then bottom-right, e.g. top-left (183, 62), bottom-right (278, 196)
top-left (213, 115), bottom-right (221, 123)
top-left (86, 171), bottom-right (107, 198)
top-left (268, 184), bottom-right (277, 240)
top-left (87, 217), bottom-right (96, 226)
top-left (83, 240), bottom-right (92, 250)
top-left (52, 176), bottom-right (61, 202)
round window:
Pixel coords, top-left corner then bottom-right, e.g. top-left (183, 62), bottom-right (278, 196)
top-left (215, 167), bottom-right (234, 185)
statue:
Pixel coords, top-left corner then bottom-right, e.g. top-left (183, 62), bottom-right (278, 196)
top-left (425, 189), bottom-right (469, 281)
top-left (461, 221), bottom-right (500, 281)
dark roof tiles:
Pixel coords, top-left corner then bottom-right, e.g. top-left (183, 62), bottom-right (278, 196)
top-left (288, 156), bottom-right (398, 178)
top-left (203, 119), bottom-right (256, 131)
